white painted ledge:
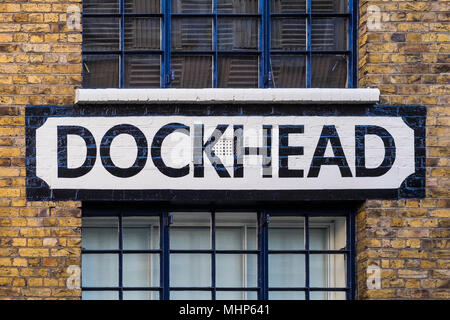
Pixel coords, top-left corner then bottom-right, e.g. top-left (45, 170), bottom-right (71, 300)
top-left (75, 88), bottom-right (380, 104)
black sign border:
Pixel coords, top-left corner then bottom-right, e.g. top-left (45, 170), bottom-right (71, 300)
top-left (26, 104), bottom-right (426, 201)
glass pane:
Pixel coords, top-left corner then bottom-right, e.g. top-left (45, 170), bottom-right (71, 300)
top-left (310, 254), bottom-right (346, 288)
top-left (124, 18), bottom-right (160, 50)
top-left (83, 17), bottom-right (120, 51)
top-left (271, 18), bottom-right (306, 50)
top-left (125, 0), bottom-right (160, 13)
top-left (170, 212), bottom-right (211, 249)
top-left (269, 254), bottom-right (305, 287)
top-left (311, 18), bottom-right (347, 51)
top-left (124, 54), bottom-right (161, 88)
top-left (123, 254), bottom-right (160, 287)
top-left (170, 254), bottom-right (211, 286)
top-left (216, 254), bottom-right (257, 287)
top-left (171, 55), bottom-right (212, 88)
top-left (216, 212), bottom-right (257, 250)
top-left (312, 0), bottom-right (347, 12)
top-left (216, 291), bottom-right (258, 300)
top-left (123, 216), bottom-right (160, 249)
top-left (271, 0), bottom-right (306, 12)
top-left (83, 55), bottom-right (119, 88)
top-left (269, 216), bottom-right (304, 250)
top-left (271, 55), bottom-right (306, 88)
top-left (172, 0), bottom-right (212, 12)
top-left (310, 291), bottom-right (346, 300)
top-left (123, 291), bottom-right (159, 300)
top-left (82, 291), bottom-right (119, 300)
top-left (310, 227), bottom-right (328, 250)
top-left (170, 291), bottom-right (211, 300)
top-left (82, 254), bottom-right (118, 287)
top-left (172, 18), bottom-right (212, 50)
top-left (218, 0), bottom-right (258, 13)
top-left (82, 217), bottom-right (118, 250)
top-left (311, 54), bottom-right (347, 88)
top-left (269, 291), bottom-right (305, 300)
top-left (218, 18), bottom-right (258, 51)
top-left (83, 0), bottom-right (119, 13)
top-left (309, 216), bottom-right (346, 250)
top-left (218, 55), bottom-right (258, 88)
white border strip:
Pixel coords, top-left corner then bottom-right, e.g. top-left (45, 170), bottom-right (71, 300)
top-left (75, 88), bottom-right (380, 104)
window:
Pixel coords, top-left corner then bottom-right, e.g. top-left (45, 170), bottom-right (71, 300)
top-left (81, 206), bottom-right (355, 300)
top-left (82, 0), bottom-right (357, 88)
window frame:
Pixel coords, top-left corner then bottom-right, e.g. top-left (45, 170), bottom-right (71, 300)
top-left (81, 203), bottom-right (356, 300)
top-left (81, 0), bottom-right (358, 88)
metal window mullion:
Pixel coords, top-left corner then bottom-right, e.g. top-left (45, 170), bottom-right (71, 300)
top-left (305, 215), bottom-right (310, 300)
top-left (261, 0), bottom-right (268, 88)
top-left (213, 0), bottom-right (218, 88)
top-left (211, 211), bottom-right (216, 299)
top-left (118, 212), bottom-right (123, 300)
top-left (161, 211), bottom-right (170, 299)
top-left (120, 0), bottom-right (125, 88)
top-left (347, 211), bottom-right (356, 300)
top-left (257, 211), bottom-right (268, 299)
top-left (306, 0), bottom-right (312, 88)
top-left (347, 0), bottom-right (353, 88)
top-left (163, 0), bottom-right (171, 87)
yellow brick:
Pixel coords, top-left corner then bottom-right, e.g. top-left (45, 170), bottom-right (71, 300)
top-left (28, 278), bottom-right (43, 287)
top-left (0, 34), bottom-right (13, 42)
top-left (0, 258), bottom-right (12, 267)
top-left (18, 248), bottom-right (49, 257)
top-left (10, 218), bottom-right (26, 227)
top-left (406, 239), bottom-right (421, 248)
top-left (51, 248), bottom-right (80, 257)
top-left (13, 13), bottom-right (28, 23)
top-left (0, 189), bottom-right (21, 197)
top-left (407, 219), bottom-right (423, 228)
top-left (0, 268), bottom-right (19, 277)
top-left (27, 75), bottom-right (42, 84)
top-left (405, 279), bottom-right (420, 289)
top-left (0, 54), bottom-right (13, 63)
top-left (12, 278), bottom-right (26, 287)
top-left (421, 260), bottom-right (437, 269)
top-left (44, 278), bottom-right (59, 287)
top-left (391, 240), bottom-right (406, 248)
top-left (366, 289), bottom-right (396, 299)
top-left (398, 250), bottom-right (427, 259)
top-left (21, 24), bottom-right (50, 33)
top-left (30, 34), bottom-right (44, 43)
top-left (398, 270), bottom-right (428, 279)
top-left (21, 4), bottom-right (52, 13)
top-left (44, 13), bottom-right (59, 22)
top-left (0, 24), bottom-right (21, 32)
top-left (20, 228), bottom-right (50, 237)
top-left (22, 288), bottom-right (51, 297)
top-left (23, 43), bottom-right (51, 53)
top-left (0, 4), bottom-right (21, 12)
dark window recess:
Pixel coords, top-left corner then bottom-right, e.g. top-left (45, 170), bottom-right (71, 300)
top-left (82, 0), bottom-right (356, 88)
top-left (81, 208), bottom-right (355, 300)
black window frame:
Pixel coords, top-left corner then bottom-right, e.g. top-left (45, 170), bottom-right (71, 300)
top-left (81, 0), bottom-right (358, 88)
top-left (81, 203), bottom-right (356, 300)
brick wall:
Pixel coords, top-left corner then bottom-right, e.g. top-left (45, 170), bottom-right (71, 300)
top-left (0, 1), bottom-right (82, 299)
top-left (0, 0), bottom-right (448, 300)
top-left (357, 0), bottom-right (449, 299)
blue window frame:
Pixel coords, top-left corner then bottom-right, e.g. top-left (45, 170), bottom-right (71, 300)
top-left (81, 204), bottom-right (356, 300)
top-left (82, 0), bottom-right (358, 88)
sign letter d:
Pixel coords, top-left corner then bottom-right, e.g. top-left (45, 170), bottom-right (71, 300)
top-left (57, 126), bottom-right (97, 178)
